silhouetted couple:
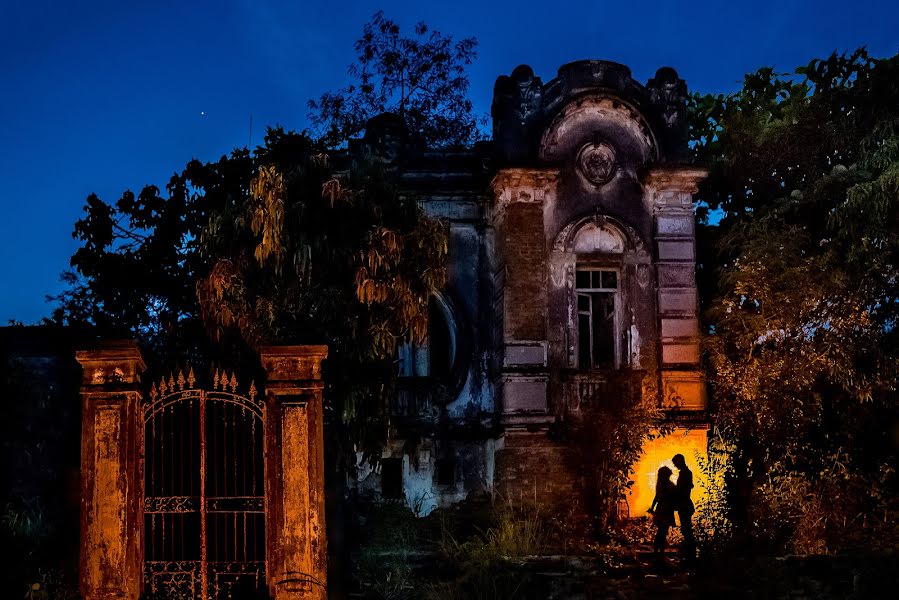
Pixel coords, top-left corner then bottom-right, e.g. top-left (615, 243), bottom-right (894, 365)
top-left (648, 453), bottom-right (695, 558)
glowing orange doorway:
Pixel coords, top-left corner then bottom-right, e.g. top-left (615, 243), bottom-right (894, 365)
top-left (625, 427), bottom-right (709, 520)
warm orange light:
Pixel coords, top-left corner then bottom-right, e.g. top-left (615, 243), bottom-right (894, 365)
top-left (625, 427), bottom-right (709, 520)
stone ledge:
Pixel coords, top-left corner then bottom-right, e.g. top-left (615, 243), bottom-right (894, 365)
top-left (642, 166), bottom-right (708, 193)
top-left (259, 345), bottom-right (328, 382)
top-left (75, 340), bottom-right (146, 386)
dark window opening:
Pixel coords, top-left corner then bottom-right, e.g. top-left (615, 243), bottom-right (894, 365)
top-left (381, 458), bottom-right (403, 499)
top-left (435, 458), bottom-right (456, 487)
top-left (576, 269), bottom-right (618, 370)
top-left (576, 269), bottom-right (616, 290)
top-left (428, 301), bottom-right (452, 379)
top-left (398, 297), bottom-right (455, 378)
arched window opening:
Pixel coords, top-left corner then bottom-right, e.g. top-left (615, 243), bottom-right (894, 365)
top-left (397, 296), bottom-right (457, 379)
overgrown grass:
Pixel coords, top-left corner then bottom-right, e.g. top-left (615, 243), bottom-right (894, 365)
top-left (439, 506), bottom-right (547, 562)
top-left (355, 503), bottom-right (423, 600)
top-left (425, 507), bottom-right (547, 600)
top-left (352, 499), bottom-right (551, 599)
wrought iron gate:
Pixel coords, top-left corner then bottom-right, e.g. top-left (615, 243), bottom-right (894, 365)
top-left (142, 369), bottom-right (266, 599)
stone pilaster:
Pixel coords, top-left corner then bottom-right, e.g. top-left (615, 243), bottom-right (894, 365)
top-left (643, 167), bottom-right (708, 410)
top-left (261, 345), bottom-right (329, 600)
top-left (75, 340), bottom-right (146, 600)
top-left (491, 168), bottom-right (558, 424)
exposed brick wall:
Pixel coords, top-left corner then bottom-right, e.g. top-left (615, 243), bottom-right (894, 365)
top-left (500, 202), bottom-right (546, 342)
top-left (494, 431), bottom-right (582, 514)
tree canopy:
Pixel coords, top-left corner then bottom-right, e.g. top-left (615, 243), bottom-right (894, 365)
top-left (55, 125), bottom-right (447, 465)
top-left (196, 129), bottom-right (448, 463)
top-left (308, 10), bottom-right (482, 149)
top-left (691, 49), bottom-right (899, 552)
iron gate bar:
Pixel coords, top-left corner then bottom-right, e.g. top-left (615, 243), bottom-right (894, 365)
top-left (142, 369), bottom-right (265, 600)
top-left (200, 388), bottom-right (207, 599)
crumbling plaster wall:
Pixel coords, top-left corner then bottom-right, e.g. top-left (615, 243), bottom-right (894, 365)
top-left (348, 59), bottom-right (707, 516)
top-left (354, 438), bottom-right (497, 517)
top-left (420, 199), bottom-right (495, 418)
top-left (489, 60), bottom-right (707, 513)
top-left (540, 95), bottom-right (661, 412)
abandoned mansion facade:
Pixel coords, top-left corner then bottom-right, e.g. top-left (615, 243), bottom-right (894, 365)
top-left (15, 58), bottom-right (712, 600)
top-left (347, 60), bottom-right (709, 516)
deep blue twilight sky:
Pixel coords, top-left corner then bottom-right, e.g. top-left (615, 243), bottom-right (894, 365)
top-left (1, 1), bottom-right (896, 323)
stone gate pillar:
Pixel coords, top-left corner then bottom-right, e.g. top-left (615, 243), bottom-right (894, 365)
top-left (260, 345), bottom-right (329, 600)
top-left (75, 340), bottom-right (146, 600)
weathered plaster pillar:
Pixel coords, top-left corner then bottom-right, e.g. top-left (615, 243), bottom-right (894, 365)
top-left (643, 166), bottom-right (708, 411)
top-left (75, 340), bottom-right (146, 600)
top-left (491, 168), bottom-right (559, 425)
top-left (261, 345), bottom-right (329, 600)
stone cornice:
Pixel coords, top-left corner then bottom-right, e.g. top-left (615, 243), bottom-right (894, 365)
top-left (75, 340), bottom-right (146, 386)
top-left (491, 168), bottom-right (561, 213)
top-left (641, 166), bottom-right (708, 193)
top-left (491, 168), bottom-right (560, 194)
top-left (259, 345), bottom-right (329, 382)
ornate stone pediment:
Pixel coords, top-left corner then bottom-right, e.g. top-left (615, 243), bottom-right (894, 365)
top-left (539, 95), bottom-right (657, 167)
top-left (571, 221), bottom-right (625, 253)
top-left (553, 214), bottom-right (646, 255)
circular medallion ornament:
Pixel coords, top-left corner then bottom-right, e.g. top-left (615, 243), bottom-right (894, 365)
top-left (577, 142), bottom-right (617, 186)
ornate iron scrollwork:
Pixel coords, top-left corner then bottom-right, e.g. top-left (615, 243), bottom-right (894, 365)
top-left (144, 495), bottom-right (199, 513)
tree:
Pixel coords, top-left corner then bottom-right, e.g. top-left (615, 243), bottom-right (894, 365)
top-left (196, 128), bottom-right (448, 465)
top-left (51, 145), bottom-right (266, 366)
top-left (690, 50), bottom-right (899, 552)
top-left (56, 123), bottom-right (449, 596)
top-left (56, 125), bottom-right (447, 466)
top-left (308, 10), bottom-right (482, 149)
top-left (0, 328), bottom-right (82, 597)
top-left (566, 371), bottom-right (670, 531)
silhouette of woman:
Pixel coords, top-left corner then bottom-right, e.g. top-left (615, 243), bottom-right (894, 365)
top-left (648, 466), bottom-right (676, 553)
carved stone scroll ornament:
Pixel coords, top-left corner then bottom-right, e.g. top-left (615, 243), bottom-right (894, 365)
top-left (646, 66), bottom-right (689, 160)
top-left (636, 263), bottom-right (652, 289)
top-left (647, 67), bottom-right (687, 126)
top-left (492, 65), bottom-right (543, 127)
top-left (491, 65), bottom-right (544, 163)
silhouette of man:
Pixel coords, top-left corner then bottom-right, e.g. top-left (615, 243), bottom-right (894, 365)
top-left (672, 453), bottom-right (695, 558)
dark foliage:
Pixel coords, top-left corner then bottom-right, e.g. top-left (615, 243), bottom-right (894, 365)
top-left (308, 11), bottom-right (483, 149)
top-left (691, 49), bottom-right (899, 553)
